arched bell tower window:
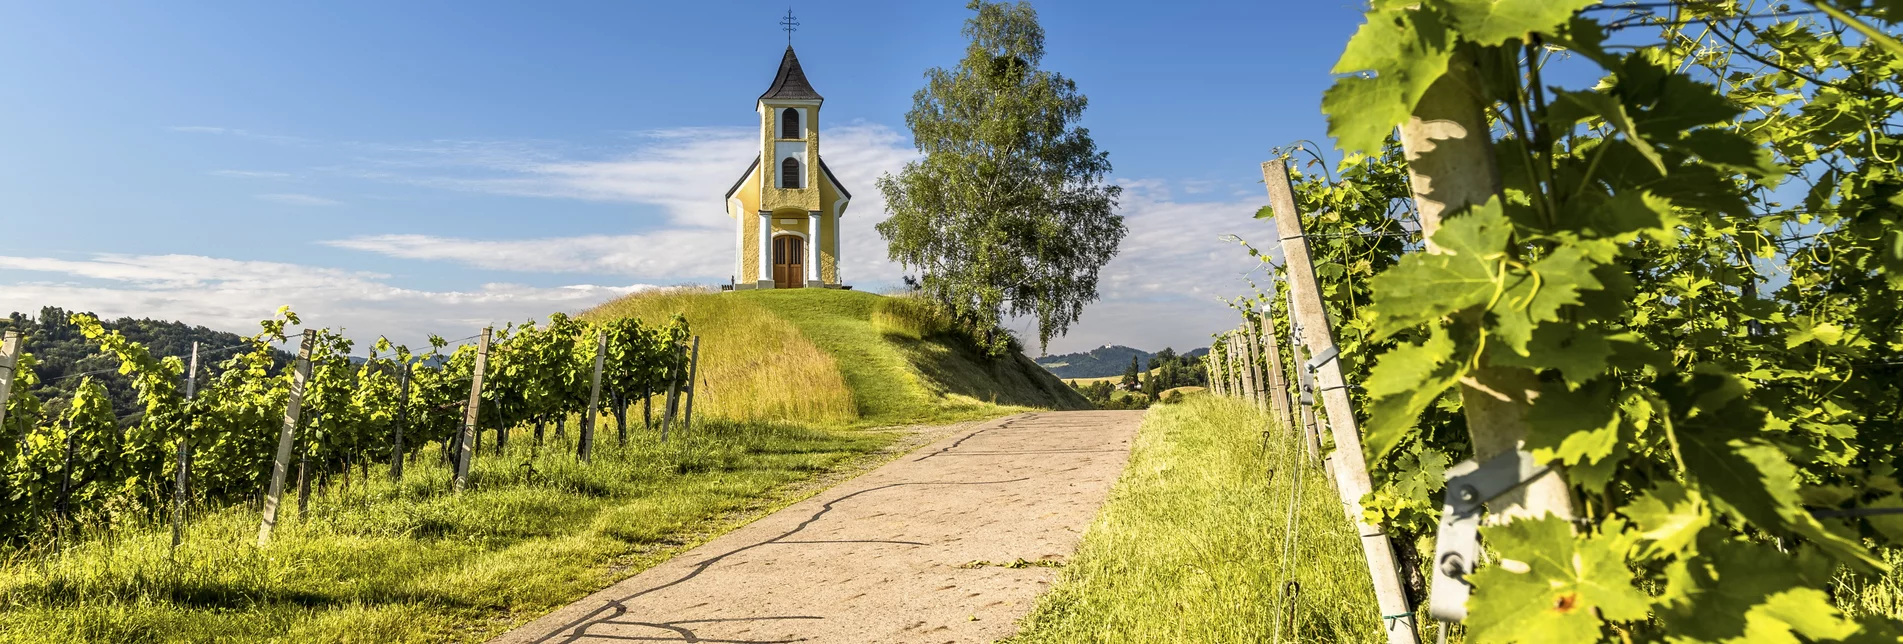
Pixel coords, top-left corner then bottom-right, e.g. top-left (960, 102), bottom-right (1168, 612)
top-left (781, 108), bottom-right (800, 139)
top-left (781, 157), bottom-right (802, 189)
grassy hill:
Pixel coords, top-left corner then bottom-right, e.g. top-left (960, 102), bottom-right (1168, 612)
top-left (583, 287), bottom-right (1091, 426)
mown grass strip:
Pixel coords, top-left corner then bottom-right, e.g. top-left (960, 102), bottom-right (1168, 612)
top-left (1007, 395), bottom-right (1384, 643)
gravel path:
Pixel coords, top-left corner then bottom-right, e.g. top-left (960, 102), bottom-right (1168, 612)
top-left (491, 410), bottom-right (1144, 644)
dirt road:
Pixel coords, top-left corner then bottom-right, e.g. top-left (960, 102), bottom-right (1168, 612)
top-left (492, 410), bottom-right (1143, 644)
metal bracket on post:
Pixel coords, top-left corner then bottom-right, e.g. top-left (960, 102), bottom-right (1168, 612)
top-left (1304, 345), bottom-right (1339, 373)
top-left (1427, 449), bottom-right (1550, 622)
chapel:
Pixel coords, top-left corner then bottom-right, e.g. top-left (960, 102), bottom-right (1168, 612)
top-left (723, 45), bottom-right (851, 290)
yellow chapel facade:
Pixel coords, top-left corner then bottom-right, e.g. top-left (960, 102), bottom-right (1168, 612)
top-left (724, 46), bottom-right (850, 290)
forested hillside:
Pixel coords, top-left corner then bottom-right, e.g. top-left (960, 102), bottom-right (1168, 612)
top-left (0, 307), bottom-right (291, 415)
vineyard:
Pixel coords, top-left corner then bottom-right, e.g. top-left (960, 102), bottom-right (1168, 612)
top-left (1195, 1), bottom-right (1903, 642)
top-left (3, 1), bottom-right (1902, 642)
top-left (0, 306), bottom-right (696, 549)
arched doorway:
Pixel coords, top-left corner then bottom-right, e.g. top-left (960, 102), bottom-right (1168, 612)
top-left (772, 234), bottom-right (805, 289)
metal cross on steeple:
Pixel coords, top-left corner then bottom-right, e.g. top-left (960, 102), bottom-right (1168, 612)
top-left (780, 8), bottom-right (800, 45)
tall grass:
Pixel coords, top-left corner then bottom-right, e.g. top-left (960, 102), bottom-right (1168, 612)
top-left (0, 420), bottom-right (887, 643)
top-left (1007, 395), bottom-right (1383, 643)
top-left (583, 287), bottom-right (857, 424)
top-left (870, 293), bottom-right (949, 340)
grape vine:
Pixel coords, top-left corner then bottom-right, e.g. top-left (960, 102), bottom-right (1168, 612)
top-left (1237, 1), bottom-right (1903, 641)
top-left (0, 307), bottom-right (690, 543)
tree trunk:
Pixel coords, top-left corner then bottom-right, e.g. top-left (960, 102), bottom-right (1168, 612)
top-left (535, 416), bottom-right (545, 444)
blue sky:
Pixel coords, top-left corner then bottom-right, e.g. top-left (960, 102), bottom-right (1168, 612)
top-left (0, 1), bottom-right (1373, 355)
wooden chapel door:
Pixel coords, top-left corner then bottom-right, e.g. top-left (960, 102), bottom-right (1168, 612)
top-left (773, 235), bottom-right (805, 289)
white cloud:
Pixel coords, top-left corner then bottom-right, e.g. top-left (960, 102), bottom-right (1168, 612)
top-left (211, 170), bottom-right (291, 179)
top-left (170, 122), bottom-right (1268, 355)
top-left (324, 230), bottom-right (732, 278)
top-left (256, 193), bottom-right (341, 206)
top-left (0, 254), bottom-right (650, 351)
top-left (341, 124), bottom-right (914, 228)
top-left (324, 123), bottom-right (918, 283)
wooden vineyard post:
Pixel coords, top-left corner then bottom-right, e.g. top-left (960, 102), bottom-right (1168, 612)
top-left (1202, 354), bottom-right (1217, 397)
top-left (0, 330), bottom-right (20, 429)
top-left (581, 330), bottom-right (606, 463)
top-left (172, 341), bottom-right (199, 554)
top-left (454, 328), bottom-right (491, 493)
top-left (1244, 322), bottom-right (1267, 410)
top-left (1225, 337), bottom-right (1240, 398)
top-left (1212, 347), bottom-right (1225, 397)
top-left (1236, 326), bottom-right (1261, 408)
top-left (1265, 159), bottom-right (1420, 644)
top-left (1232, 335), bottom-right (1248, 399)
top-left (1399, 53), bottom-right (1574, 522)
top-left (1285, 289), bottom-right (1329, 466)
top-left (1248, 323), bottom-right (1263, 409)
top-left (682, 336), bottom-right (700, 434)
top-left (660, 342), bottom-right (684, 443)
top-left (390, 363), bottom-right (410, 482)
top-left (258, 329), bottom-right (315, 547)
top-left (1258, 303), bottom-right (1296, 436)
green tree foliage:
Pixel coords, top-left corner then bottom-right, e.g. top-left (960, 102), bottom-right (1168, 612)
top-left (1140, 347), bottom-right (1204, 397)
top-left (0, 307), bottom-right (291, 415)
top-left (876, 0), bottom-right (1124, 356)
top-left (1120, 355), bottom-right (1141, 391)
top-left (1248, 0), bottom-right (1903, 640)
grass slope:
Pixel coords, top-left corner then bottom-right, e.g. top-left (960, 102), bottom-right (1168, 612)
top-left (582, 288), bottom-right (855, 424)
top-left (591, 287), bottom-right (1089, 425)
top-left (742, 289), bottom-right (1090, 422)
top-left (1007, 395), bottom-right (1383, 643)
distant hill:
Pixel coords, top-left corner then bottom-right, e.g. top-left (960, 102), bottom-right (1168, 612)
top-left (1035, 344), bottom-right (1212, 379)
top-left (1036, 345), bottom-right (1150, 379)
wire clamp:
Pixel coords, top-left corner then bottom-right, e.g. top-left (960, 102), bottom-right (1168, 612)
top-left (1428, 449), bottom-right (1551, 623)
top-left (1304, 345), bottom-right (1339, 373)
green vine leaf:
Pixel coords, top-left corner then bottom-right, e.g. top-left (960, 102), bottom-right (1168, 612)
top-left (1368, 198), bottom-right (1514, 339)
top-left (1324, 6), bottom-right (1454, 156)
top-left (1492, 243), bottom-right (1603, 355)
top-left (1524, 379), bottom-right (1621, 468)
top-left (1550, 89), bottom-right (1668, 174)
top-left (1364, 325), bottom-right (1465, 460)
top-left (1442, 0), bottom-right (1598, 46)
top-left (1466, 515), bottom-right (1649, 643)
top-left (1621, 479), bottom-right (1710, 559)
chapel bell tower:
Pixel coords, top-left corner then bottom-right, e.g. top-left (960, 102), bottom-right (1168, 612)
top-left (724, 17), bottom-right (850, 290)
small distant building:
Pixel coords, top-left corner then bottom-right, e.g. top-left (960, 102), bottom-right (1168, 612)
top-left (725, 45), bottom-right (851, 290)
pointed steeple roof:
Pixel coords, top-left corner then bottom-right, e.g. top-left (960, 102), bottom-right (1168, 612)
top-left (759, 46), bottom-right (823, 101)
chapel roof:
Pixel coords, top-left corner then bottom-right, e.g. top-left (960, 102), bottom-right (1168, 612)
top-left (759, 46), bottom-right (823, 102)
